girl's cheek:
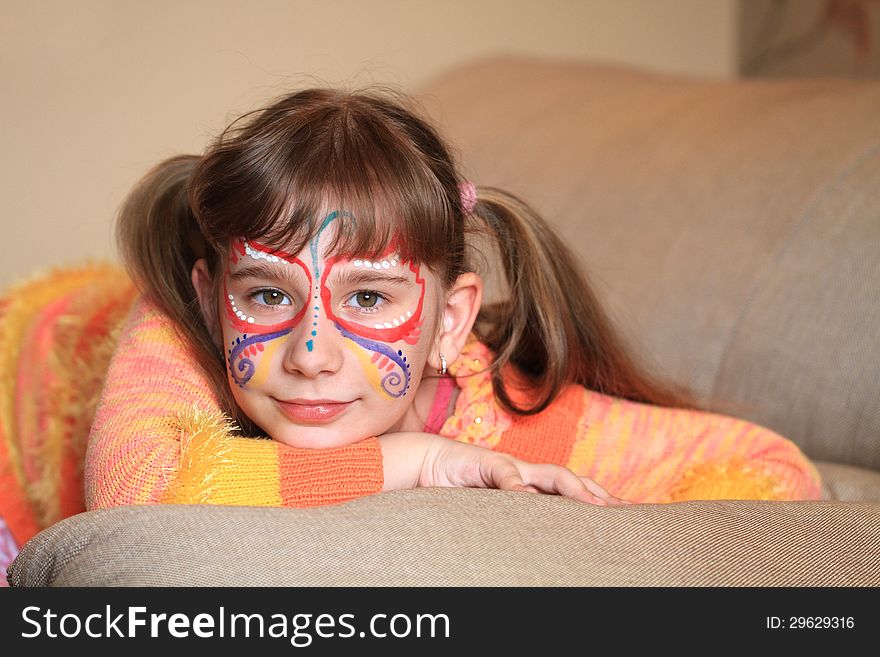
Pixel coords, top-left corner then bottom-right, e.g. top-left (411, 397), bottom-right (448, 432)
top-left (223, 319), bottom-right (290, 389)
top-left (235, 335), bottom-right (286, 388)
top-left (339, 332), bottom-right (413, 400)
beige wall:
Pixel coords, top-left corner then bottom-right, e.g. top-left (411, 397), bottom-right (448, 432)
top-left (0, 0), bottom-right (739, 289)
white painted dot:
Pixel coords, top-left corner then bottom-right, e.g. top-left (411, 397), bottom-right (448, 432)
top-left (381, 260), bottom-right (390, 269)
top-left (474, 417), bottom-right (482, 424)
top-left (383, 322), bottom-right (392, 328)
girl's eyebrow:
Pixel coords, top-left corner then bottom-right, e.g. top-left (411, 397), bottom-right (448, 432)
top-left (329, 268), bottom-right (412, 287)
top-left (229, 263), bottom-right (299, 283)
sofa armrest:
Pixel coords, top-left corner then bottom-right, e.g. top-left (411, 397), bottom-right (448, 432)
top-left (9, 488), bottom-right (880, 586)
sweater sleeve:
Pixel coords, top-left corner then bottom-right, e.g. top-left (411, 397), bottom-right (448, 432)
top-left (564, 391), bottom-right (822, 503)
top-left (83, 296), bottom-right (383, 510)
top-left (661, 410), bottom-right (822, 502)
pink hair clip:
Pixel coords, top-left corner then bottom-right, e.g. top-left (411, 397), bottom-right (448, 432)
top-left (459, 181), bottom-right (477, 214)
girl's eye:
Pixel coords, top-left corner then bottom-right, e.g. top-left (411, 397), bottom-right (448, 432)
top-left (347, 290), bottom-right (385, 311)
top-left (254, 289), bottom-right (291, 307)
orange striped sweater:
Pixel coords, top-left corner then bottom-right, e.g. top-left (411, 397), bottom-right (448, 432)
top-left (0, 265), bottom-right (822, 551)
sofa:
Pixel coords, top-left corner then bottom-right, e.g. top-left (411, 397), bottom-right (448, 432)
top-left (9, 56), bottom-right (880, 586)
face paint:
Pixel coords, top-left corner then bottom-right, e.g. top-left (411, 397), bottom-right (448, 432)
top-left (338, 328), bottom-right (412, 398)
top-left (320, 251), bottom-right (425, 344)
top-left (245, 338), bottom-right (283, 388)
top-left (307, 211), bottom-right (354, 352)
top-left (295, 214), bottom-right (420, 399)
top-left (317, 244), bottom-right (426, 399)
top-left (225, 219), bottom-right (426, 400)
top-left (223, 238), bottom-right (311, 387)
top-left (352, 256), bottom-right (418, 333)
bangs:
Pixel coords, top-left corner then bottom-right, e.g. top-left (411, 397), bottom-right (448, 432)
top-left (190, 88), bottom-right (461, 275)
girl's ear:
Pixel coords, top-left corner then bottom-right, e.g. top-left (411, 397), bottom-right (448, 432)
top-left (191, 258), bottom-right (221, 347)
top-left (430, 272), bottom-right (483, 371)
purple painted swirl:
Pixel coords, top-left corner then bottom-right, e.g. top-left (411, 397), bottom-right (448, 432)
top-left (227, 329), bottom-right (292, 387)
top-left (337, 326), bottom-right (411, 397)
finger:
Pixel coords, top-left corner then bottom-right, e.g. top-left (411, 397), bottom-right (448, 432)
top-left (555, 470), bottom-right (609, 505)
top-left (578, 477), bottom-right (629, 505)
top-left (484, 458), bottom-right (528, 492)
top-left (485, 459), bottom-right (543, 495)
top-left (522, 464), bottom-right (607, 505)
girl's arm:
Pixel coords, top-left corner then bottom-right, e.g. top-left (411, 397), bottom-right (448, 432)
top-left (84, 296), bottom-right (384, 509)
top-left (561, 390), bottom-right (822, 503)
top-left (662, 411), bottom-right (822, 502)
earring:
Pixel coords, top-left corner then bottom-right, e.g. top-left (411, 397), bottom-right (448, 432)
top-left (437, 352), bottom-right (448, 376)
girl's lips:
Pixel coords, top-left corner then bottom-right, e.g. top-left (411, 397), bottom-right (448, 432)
top-left (275, 399), bottom-right (354, 423)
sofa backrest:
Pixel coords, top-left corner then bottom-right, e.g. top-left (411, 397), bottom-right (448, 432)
top-left (419, 56), bottom-right (880, 471)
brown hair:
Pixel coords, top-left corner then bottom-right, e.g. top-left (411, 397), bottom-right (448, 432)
top-left (116, 86), bottom-right (702, 433)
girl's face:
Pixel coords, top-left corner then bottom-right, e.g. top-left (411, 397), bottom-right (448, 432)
top-left (214, 211), bottom-right (442, 448)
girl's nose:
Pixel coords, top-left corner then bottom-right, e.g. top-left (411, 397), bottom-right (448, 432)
top-left (280, 316), bottom-right (344, 378)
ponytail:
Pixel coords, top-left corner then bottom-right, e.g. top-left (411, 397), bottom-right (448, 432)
top-left (115, 154), bottom-right (236, 419)
top-left (471, 187), bottom-right (703, 415)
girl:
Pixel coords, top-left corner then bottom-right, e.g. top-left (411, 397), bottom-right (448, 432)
top-left (1, 88), bottom-right (821, 574)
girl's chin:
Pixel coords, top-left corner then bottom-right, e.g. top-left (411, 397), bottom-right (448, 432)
top-left (268, 426), bottom-right (377, 450)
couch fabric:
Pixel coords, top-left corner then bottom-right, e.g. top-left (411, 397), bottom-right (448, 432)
top-left (9, 56), bottom-right (880, 586)
top-left (9, 489), bottom-right (880, 587)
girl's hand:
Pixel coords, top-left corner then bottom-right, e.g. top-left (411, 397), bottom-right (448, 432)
top-left (378, 432), bottom-right (628, 506)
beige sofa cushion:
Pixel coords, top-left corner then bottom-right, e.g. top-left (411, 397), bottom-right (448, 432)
top-left (420, 57), bottom-right (880, 472)
top-left (9, 488), bottom-right (880, 587)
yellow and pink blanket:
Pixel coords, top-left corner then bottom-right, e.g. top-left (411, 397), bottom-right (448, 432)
top-left (0, 265), bottom-right (136, 559)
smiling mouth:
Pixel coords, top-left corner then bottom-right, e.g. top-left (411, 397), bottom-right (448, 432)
top-left (274, 399), bottom-right (355, 423)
